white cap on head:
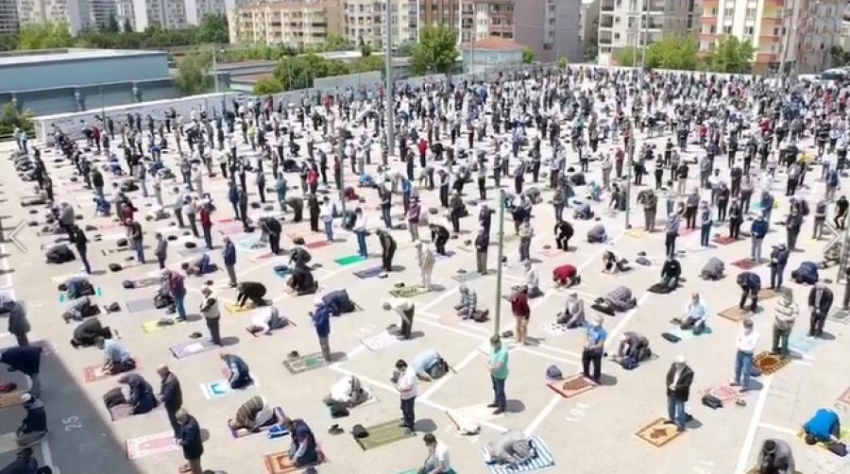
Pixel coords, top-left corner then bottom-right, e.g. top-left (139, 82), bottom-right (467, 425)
top-left (20, 393), bottom-right (31, 403)
top-left (313, 297), bottom-right (324, 306)
top-left (675, 355), bottom-right (686, 364)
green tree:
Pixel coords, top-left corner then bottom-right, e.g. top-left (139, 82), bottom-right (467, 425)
top-left (557, 56), bottom-right (569, 69)
top-left (173, 51), bottom-right (212, 96)
top-left (0, 103), bottom-right (34, 137)
top-left (409, 24), bottom-right (458, 75)
top-left (104, 13), bottom-right (120, 33)
top-left (197, 13), bottom-right (229, 44)
top-left (18, 22), bottom-right (73, 49)
top-left (253, 77), bottom-right (284, 95)
top-left (323, 33), bottom-right (354, 52)
top-left (351, 54), bottom-right (384, 73)
top-left (830, 46), bottom-right (850, 68)
top-left (521, 47), bottom-right (534, 64)
top-left (123, 18), bottom-right (133, 33)
top-left (705, 35), bottom-right (755, 73)
top-left (615, 46), bottom-right (641, 67)
top-left (644, 35), bottom-right (699, 70)
top-left (396, 39), bottom-right (416, 57)
top-left (358, 37), bottom-right (371, 57)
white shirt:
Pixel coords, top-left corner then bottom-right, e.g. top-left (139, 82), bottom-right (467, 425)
top-left (429, 441), bottom-right (451, 471)
top-left (354, 214), bottom-right (367, 231)
top-left (736, 329), bottom-right (759, 353)
top-left (330, 376), bottom-right (355, 403)
top-left (396, 366), bottom-right (418, 400)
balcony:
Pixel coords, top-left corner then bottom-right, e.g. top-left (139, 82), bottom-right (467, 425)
top-left (599, 36), bottom-right (612, 45)
top-left (601, 1), bottom-right (614, 12)
top-left (600, 17), bottom-right (613, 28)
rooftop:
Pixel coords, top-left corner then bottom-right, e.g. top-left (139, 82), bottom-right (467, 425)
top-left (0, 48), bottom-right (164, 67)
top-left (461, 36), bottom-right (526, 52)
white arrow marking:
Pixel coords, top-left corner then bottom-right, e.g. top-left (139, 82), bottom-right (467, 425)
top-left (9, 220), bottom-right (26, 253)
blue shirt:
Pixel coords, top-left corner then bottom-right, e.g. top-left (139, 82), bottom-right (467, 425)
top-left (803, 409), bottom-right (839, 442)
top-left (411, 349), bottom-right (440, 378)
top-left (313, 305), bottom-right (332, 338)
top-left (585, 326), bottom-right (607, 350)
top-left (103, 340), bottom-right (131, 364)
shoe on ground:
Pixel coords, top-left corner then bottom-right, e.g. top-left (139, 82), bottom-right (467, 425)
top-left (492, 409), bottom-right (505, 415)
top-left (487, 403), bottom-right (498, 408)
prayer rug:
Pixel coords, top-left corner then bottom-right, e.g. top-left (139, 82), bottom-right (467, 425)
top-left (540, 249), bottom-right (563, 258)
top-left (795, 428), bottom-right (850, 452)
top-left (263, 449), bottom-right (326, 474)
top-left (626, 229), bottom-right (647, 238)
top-left (435, 251), bottom-right (455, 261)
top-left (229, 407), bottom-right (286, 438)
top-left (225, 302), bottom-right (259, 314)
top-left (353, 266), bottom-right (385, 280)
top-left (647, 283), bottom-right (674, 294)
top-left (355, 419), bottom-right (416, 450)
top-left (757, 288), bottom-right (780, 300)
top-left (305, 240), bottom-right (330, 250)
top-left (141, 318), bottom-right (187, 334)
top-left (547, 374), bottom-right (598, 399)
top-left (216, 218), bottom-right (237, 224)
top-left (109, 404), bottom-right (134, 421)
top-left (0, 433), bottom-right (19, 454)
top-left (481, 437), bottom-right (555, 474)
top-left (282, 352), bottom-right (327, 375)
top-left (250, 252), bottom-right (275, 262)
top-left (360, 331), bottom-right (401, 351)
top-left (451, 272), bottom-right (482, 283)
top-left (176, 246), bottom-right (207, 258)
top-left (837, 387), bottom-right (850, 408)
top-left (446, 403), bottom-right (506, 429)
top-left (753, 351), bottom-right (791, 376)
top-left (731, 258), bottom-right (761, 270)
top-left (237, 237), bottom-right (266, 251)
top-left (541, 322), bottom-right (572, 336)
top-left (84, 362), bottom-right (138, 383)
top-left (677, 226), bottom-right (697, 237)
top-left (712, 236), bottom-right (737, 246)
top-left (170, 340), bottom-right (217, 359)
top-left (699, 384), bottom-right (740, 405)
top-left (388, 286), bottom-right (429, 298)
top-left (335, 255), bottom-right (365, 266)
top-left (125, 431), bottom-right (180, 460)
top-left (589, 303), bottom-right (615, 316)
top-left (200, 377), bottom-right (258, 400)
top-left (218, 224), bottom-right (245, 236)
top-left (0, 390), bottom-right (25, 409)
top-left (125, 298), bottom-right (158, 314)
top-left (59, 286), bottom-right (102, 303)
top-left (131, 277), bottom-right (161, 289)
top-left (273, 267), bottom-right (292, 279)
top-left (828, 309), bottom-right (850, 325)
top-left (788, 333), bottom-right (821, 354)
top-left (670, 326), bottom-right (713, 341)
top-left (635, 417), bottom-right (683, 448)
top-left (717, 306), bottom-right (751, 323)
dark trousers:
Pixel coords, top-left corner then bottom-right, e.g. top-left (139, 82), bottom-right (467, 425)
top-left (400, 397), bottom-right (416, 430)
top-left (230, 372), bottom-right (253, 389)
top-left (581, 348), bottom-right (602, 383)
top-left (399, 308), bottom-right (414, 339)
top-left (809, 311), bottom-right (826, 337)
top-left (167, 408), bottom-right (181, 438)
top-left (382, 249), bottom-right (395, 271)
top-left (491, 376), bottom-right (506, 410)
top-left (739, 289), bottom-right (758, 311)
top-left (206, 318), bottom-right (221, 345)
top-left (665, 234), bottom-right (677, 257)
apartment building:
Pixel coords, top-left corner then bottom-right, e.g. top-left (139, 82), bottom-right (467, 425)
top-left (341, 0), bottom-right (418, 50)
top-left (698, 0), bottom-right (841, 74)
top-left (0, 0), bottom-right (19, 35)
top-left (86, 0), bottom-right (119, 29)
top-left (419, 0), bottom-right (459, 31)
top-left (131, 0), bottom-right (188, 30)
top-left (579, 0), bottom-right (600, 45)
top-left (514, 0), bottom-right (581, 62)
top-left (16, 0), bottom-right (87, 32)
top-left (597, 0), bottom-right (698, 66)
top-left (229, 0), bottom-right (341, 48)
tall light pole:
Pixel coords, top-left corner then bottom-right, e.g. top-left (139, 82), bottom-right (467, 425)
top-left (493, 189), bottom-right (506, 335)
top-left (385, 0), bottom-right (395, 163)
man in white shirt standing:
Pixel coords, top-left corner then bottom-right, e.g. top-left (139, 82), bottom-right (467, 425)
top-left (394, 359), bottom-right (418, 435)
top-left (419, 433), bottom-right (451, 474)
top-left (732, 318), bottom-right (759, 392)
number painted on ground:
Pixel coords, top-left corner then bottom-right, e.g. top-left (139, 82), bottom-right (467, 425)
top-left (565, 402), bottom-right (590, 422)
top-left (62, 415), bottom-right (82, 431)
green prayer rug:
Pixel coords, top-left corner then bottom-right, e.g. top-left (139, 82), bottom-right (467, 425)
top-left (335, 255), bottom-right (365, 266)
top-left (355, 419), bottom-right (415, 450)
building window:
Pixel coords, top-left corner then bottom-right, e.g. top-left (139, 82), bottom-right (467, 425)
top-left (723, 8), bottom-right (733, 17)
top-left (745, 7), bottom-right (756, 18)
top-left (744, 26), bottom-right (753, 35)
top-left (722, 25), bottom-right (731, 34)
top-left (614, 32), bottom-right (620, 40)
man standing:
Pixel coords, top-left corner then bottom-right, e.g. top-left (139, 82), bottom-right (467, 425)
top-left (312, 298), bottom-right (333, 361)
top-left (377, 229), bottom-right (397, 272)
top-left (665, 355), bottom-right (693, 432)
top-left (582, 315), bottom-right (607, 384)
top-left (222, 236), bottom-right (237, 288)
top-left (769, 244), bottom-right (790, 290)
top-left (772, 291), bottom-right (797, 357)
top-left (157, 365), bottom-right (182, 439)
top-left (475, 227), bottom-right (489, 275)
top-left (199, 288), bottom-right (222, 346)
top-left (750, 215), bottom-right (768, 262)
top-left (176, 408), bottom-right (204, 474)
top-left (154, 233), bottom-right (168, 269)
top-left (416, 241), bottom-right (435, 290)
top-left (0, 346), bottom-right (42, 397)
top-left (732, 319), bottom-right (759, 392)
top-left (808, 282), bottom-right (833, 338)
top-left (71, 225), bottom-right (91, 275)
top-left (487, 335), bottom-right (509, 415)
top-left (394, 359), bottom-right (418, 435)
top-left (1, 299), bottom-right (31, 347)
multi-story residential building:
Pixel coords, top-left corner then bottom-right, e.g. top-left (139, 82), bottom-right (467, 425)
top-left (579, 0), bottom-right (600, 46)
top-left (597, 0), bottom-right (699, 66)
top-left (0, 0), bottom-right (20, 35)
top-left (698, 0), bottom-right (841, 74)
top-left (341, 0), bottom-right (418, 50)
top-left (132, 0), bottom-right (188, 30)
top-left (229, 0), bottom-right (341, 48)
top-left (419, 0), bottom-right (459, 31)
top-left (86, 0), bottom-right (119, 29)
top-left (16, 0), bottom-right (86, 33)
top-left (514, 0), bottom-right (582, 62)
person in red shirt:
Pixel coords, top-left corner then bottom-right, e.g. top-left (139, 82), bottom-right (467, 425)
top-left (553, 264), bottom-right (580, 287)
top-left (199, 203), bottom-right (213, 249)
top-left (306, 168), bottom-right (319, 194)
top-left (509, 285), bottom-right (531, 345)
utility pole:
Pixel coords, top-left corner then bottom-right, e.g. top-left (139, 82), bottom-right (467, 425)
top-left (385, 0), bottom-right (395, 165)
top-left (625, 127), bottom-right (634, 229)
top-left (493, 189), bottom-right (506, 335)
top-left (99, 84), bottom-right (106, 125)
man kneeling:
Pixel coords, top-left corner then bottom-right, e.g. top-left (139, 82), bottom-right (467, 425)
top-left (612, 332), bottom-right (651, 368)
top-left (247, 306), bottom-right (288, 336)
top-left (552, 264), bottom-right (580, 288)
top-left (411, 349), bottom-right (450, 381)
top-left (455, 285), bottom-right (489, 322)
top-left (283, 418), bottom-right (320, 467)
top-left (755, 439), bottom-right (795, 474)
top-left (237, 282), bottom-right (267, 308)
top-left (182, 253), bottom-right (216, 277)
top-left (486, 430), bottom-right (537, 466)
top-left (802, 408), bottom-right (842, 445)
top-left (287, 267), bottom-right (318, 296)
top-left (70, 317), bottom-right (113, 348)
top-left (324, 375), bottom-right (369, 408)
top-left (228, 396), bottom-right (278, 434)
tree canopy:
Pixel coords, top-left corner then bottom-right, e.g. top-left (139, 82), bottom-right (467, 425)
top-left (266, 53), bottom-right (382, 92)
top-left (0, 103), bottom-right (34, 138)
top-left (17, 22), bottom-right (74, 49)
top-left (644, 35), bottom-right (699, 71)
top-left (522, 47), bottom-right (534, 64)
top-left (615, 46), bottom-right (640, 67)
top-left (704, 36), bottom-right (755, 73)
top-left (409, 24), bottom-right (459, 75)
top-left (196, 14), bottom-right (229, 44)
top-left (173, 51), bottom-right (213, 96)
